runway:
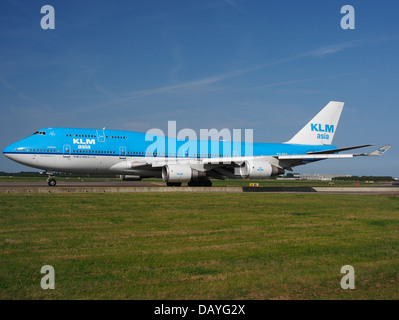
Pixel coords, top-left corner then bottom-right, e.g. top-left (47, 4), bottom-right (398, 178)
top-left (1, 181), bottom-right (399, 194)
top-left (0, 180), bottom-right (158, 188)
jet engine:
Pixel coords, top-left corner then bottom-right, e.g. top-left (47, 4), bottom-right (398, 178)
top-left (162, 164), bottom-right (205, 182)
top-left (239, 160), bottom-right (284, 179)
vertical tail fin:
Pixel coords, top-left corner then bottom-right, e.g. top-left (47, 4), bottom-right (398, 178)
top-left (286, 101), bottom-right (344, 145)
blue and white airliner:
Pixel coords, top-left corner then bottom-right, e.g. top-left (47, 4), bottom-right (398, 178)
top-left (3, 101), bottom-right (391, 187)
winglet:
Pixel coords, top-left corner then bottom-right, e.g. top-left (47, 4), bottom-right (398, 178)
top-left (366, 145), bottom-right (391, 156)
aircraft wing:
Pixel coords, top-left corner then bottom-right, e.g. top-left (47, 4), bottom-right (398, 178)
top-left (112, 145), bottom-right (391, 175)
top-left (278, 144), bottom-right (391, 160)
top-left (277, 144), bottom-right (391, 170)
top-left (144, 156), bottom-right (248, 167)
top-left (278, 154), bottom-right (354, 160)
top-left (276, 145), bottom-right (391, 170)
top-left (306, 144), bottom-right (374, 154)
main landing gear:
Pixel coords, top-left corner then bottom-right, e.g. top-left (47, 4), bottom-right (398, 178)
top-left (46, 174), bottom-right (57, 187)
top-left (187, 179), bottom-right (212, 187)
top-left (166, 182), bottom-right (182, 187)
top-left (165, 179), bottom-right (212, 187)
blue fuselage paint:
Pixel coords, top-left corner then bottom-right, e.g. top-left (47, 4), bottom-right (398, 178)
top-left (3, 127), bottom-right (336, 160)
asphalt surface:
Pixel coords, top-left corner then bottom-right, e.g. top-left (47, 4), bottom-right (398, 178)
top-left (1, 180), bottom-right (399, 194)
top-left (0, 180), bottom-right (160, 188)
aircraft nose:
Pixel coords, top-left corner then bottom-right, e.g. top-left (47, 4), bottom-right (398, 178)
top-left (3, 144), bottom-right (13, 159)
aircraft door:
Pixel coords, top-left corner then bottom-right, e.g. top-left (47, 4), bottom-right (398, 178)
top-left (97, 130), bottom-right (105, 142)
top-left (119, 146), bottom-right (126, 159)
top-left (63, 145), bottom-right (71, 158)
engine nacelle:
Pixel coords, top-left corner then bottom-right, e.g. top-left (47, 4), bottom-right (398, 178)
top-left (162, 164), bottom-right (205, 182)
top-left (239, 160), bottom-right (284, 179)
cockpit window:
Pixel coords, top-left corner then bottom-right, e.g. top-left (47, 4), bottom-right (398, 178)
top-left (33, 131), bottom-right (46, 135)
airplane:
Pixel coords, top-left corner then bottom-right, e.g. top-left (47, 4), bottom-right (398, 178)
top-left (2, 101), bottom-right (391, 187)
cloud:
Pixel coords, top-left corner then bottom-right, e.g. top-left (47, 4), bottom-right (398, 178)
top-left (310, 45), bottom-right (345, 57)
top-left (0, 76), bottom-right (37, 103)
top-left (85, 38), bottom-right (381, 112)
top-left (225, 0), bottom-right (245, 13)
top-left (308, 37), bottom-right (394, 58)
top-left (87, 70), bottom-right (246, 111)
top-left (307, 42), bottom-right (359, 58)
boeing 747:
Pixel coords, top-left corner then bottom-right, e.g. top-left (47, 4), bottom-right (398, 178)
top-left (3, 101), bottom-right (391, 186)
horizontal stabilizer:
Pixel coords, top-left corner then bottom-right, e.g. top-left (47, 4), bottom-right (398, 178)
top-left (356, 144), bottom-right (392, 157)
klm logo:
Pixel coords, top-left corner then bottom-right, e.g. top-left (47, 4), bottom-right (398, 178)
top-left (73, 138), bottom-right (96, 145)
top-left (311, 123), bottom-right (334, 133)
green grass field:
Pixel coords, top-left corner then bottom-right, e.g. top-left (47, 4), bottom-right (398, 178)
top-left (1, 193), bottom-right (398, 300)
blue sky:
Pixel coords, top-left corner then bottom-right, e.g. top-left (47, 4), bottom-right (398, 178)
top-left (1, 0), bottom-right (398, 176)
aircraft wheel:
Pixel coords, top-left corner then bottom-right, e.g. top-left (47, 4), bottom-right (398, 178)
top-left (199, 179), bottom-right (212, 187)
top-left (166, 182), bottom-right (182, 187)
top-left (188, 179), bottom-right (212, 187)
top-left (188, 180), bottom-right (199, 187)
top-left (48, 179), bottom-right (57, 187)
